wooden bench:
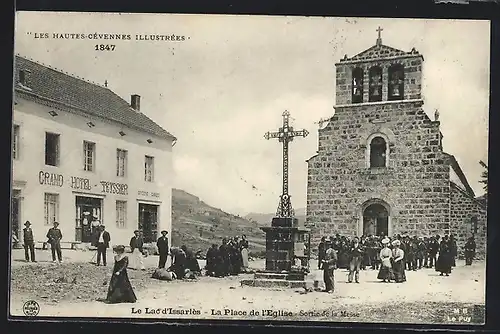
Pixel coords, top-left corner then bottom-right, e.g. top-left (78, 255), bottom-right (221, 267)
top-left (37, 241), bottom-right (81, 250)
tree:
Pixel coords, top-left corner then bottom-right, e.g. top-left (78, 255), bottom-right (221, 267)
top-left (479, 160), bottom-right (488, 192)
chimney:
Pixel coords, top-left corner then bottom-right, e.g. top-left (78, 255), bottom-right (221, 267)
top-left (131, 94), bottom-right (141, 111)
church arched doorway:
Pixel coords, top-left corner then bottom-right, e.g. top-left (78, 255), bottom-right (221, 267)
top-left (362, 202), bottom-right (389, 237)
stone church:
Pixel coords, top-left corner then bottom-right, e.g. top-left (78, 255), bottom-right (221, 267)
top-left (305, 31), bottom-right (487, 257)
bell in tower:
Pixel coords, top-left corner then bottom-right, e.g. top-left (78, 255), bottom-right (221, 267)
top-left (388, 64), bottom-right (405, 101)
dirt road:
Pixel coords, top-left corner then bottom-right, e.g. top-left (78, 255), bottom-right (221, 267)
top-left (9, 249), bottom-right (485, 324)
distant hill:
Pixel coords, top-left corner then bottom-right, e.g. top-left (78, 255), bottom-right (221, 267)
top-left (244, 208), bottom-right (306, 227)
top-left (171, 189), bottom-right (266, 255)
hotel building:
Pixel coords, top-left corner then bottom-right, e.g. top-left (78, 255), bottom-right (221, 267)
top-left (11, 55), bottom-right (176, 247)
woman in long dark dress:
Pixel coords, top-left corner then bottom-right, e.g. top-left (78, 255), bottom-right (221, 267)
top-left (219, 238), bottom-right (231, 276)
top-left (377, 238), bottom-right (393, 282)
top-left (181, 245), bottom-right (201, 274)
top-left (391, 240), bottom-right (406, 283)
top-left (229, 238), bottom-right (241, 275)
top-left (106, 245), bottom-right (137, 304)
top-left (450, 235), bottom-right (457, 267)
top-left (169, 247), bottom-right (187, 279)
top-left (464, 237), bottom-right (476, 266)
top-left (338, 240), bottom-right (349, 269)
top-left (436, 236), bottom-right (452, 276)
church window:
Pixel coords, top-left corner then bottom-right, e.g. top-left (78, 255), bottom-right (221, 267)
top-left (370, 136), bottom-right (387, 168)
top-left (351, 67), bottom-right (364, 103)
top-left (388, 64), bottom-right (405, 100)
top-left (368, 67), bottom-right (382, 102)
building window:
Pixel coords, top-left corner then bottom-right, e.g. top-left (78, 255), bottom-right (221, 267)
top-left (116, 200), bottom-right (127, 228)
top-left (12, 124), bottom-right (20, 160)
top-left (44, 193), bottom-right (59, 226)
top-left (369, 67), bottom-right (383, 102)
top-left (117, 149), bottom-right (128, 177)
top-left (352, 67), bottom-right (364, 103)
top-left (388, 64), bottom-right (405, 100)
top-left (370, 136), bottom-right (387, 168)
top-left (19, 70), bottom-right (26, 86)
top-left (45, 132), bottom-right (60, 166)
top-left (145, 155), bottom-right (154, 182)
top-left (83, 141), bottom-right (96, 172)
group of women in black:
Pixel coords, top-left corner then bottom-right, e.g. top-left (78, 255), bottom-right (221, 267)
top-left (205, 235), bottom-right (250, 277)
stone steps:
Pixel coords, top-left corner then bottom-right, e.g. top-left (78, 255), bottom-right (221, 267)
top-left (254, 272), bottom-right (307, 281)
top-left (240, 278), bottom-right (310, 289)
top-left (254, 272), bottom-right (287, 280)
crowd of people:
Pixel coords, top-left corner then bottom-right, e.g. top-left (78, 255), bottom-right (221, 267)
top-left (15, 219), bottom-right (479, 303)
top-left (205, 235), bottom-right (250, 277)
top-left (318, 233), bottom-right (477, 293)
top-left (106, 234), bottom-right (251, 303)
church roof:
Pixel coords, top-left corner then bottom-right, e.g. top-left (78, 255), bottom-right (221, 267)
top-left (337, 39), bottom-right (423, 64)
top-left (444, 152), bottom-right (476, 198)
top-left (13, 55), bottom-right (176, 142)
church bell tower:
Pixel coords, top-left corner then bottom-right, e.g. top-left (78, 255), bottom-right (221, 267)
top-left (334, 27), bottom-right (424, 106)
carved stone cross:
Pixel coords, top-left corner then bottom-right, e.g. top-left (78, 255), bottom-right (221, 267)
top-left (264, 110), bottom-right (309, 217)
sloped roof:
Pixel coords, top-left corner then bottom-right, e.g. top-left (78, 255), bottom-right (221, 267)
top-left (338, 41), bottom-right (422, 64)
top-left (444, 152), bottom-right (475, 197)
top-left (13, 55), bottom-right (176, 141)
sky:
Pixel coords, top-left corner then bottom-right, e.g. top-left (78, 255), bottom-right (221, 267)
top-left (14, 12), bottom-right (490, 215)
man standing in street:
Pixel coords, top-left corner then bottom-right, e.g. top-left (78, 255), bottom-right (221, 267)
top-left (46, 221), bottom-right (63, 263)
top-left (23, 221), bottom-right (36, 262)
top-left (348, 237), bottom-right (364, 283)
top-left (130, 230), bottom-right (145, 270)
top-left (96, 225), bottom-right (110, 266)
top-left (427, 236), bottom-right (439, 268)
top-left (322, 238), bottom-right (337, 293)
top-left (416, 236), bottom-right (427, 269)
top-left (318, 236), bottom-right (326, 270)
top-left (156, 230), bottom-right (169, 268)
top-left (464, 236), bottom-right (476, 265)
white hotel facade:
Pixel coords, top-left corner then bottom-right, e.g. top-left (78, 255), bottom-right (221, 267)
top-left (11, 55), bottom-right (176, 247)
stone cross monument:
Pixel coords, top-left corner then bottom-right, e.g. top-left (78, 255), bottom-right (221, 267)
top-left (261, 110), bottom-right (311, 273)
top-left (241, 110), bottom-right (312, 288)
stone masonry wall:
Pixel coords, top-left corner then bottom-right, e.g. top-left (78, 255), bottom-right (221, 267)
top-left (305, 100), bottom-right (451, 245)
top-left (450, 183), bottom-right (487, 260)
top-left (335, 55), bottom-right (423, 106)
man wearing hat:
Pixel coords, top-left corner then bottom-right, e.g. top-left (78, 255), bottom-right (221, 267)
top-left (348, 237), bottom-right (364, 283)
top-left (23, 221), bottom-right (36, 262)
top-left (129, 230), bottom-right (145, 270)
top-left (318, 237), bottom-right (327, 270)
top-left (156, 230), bottom-right (170, 268)
top-left (427, 236), bottom-right (439, 268)
top-left (416, 236), bottom-right (427, 269)
top-left (46, 221), bottom-right (63, 263)
top-left (322, 237), bottom-right (337, 293)
top-left (96, 225), bottom-right (111, 266)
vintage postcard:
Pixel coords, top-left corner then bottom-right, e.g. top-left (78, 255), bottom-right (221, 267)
top-left (9, 12), bottom-right (489, 325)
